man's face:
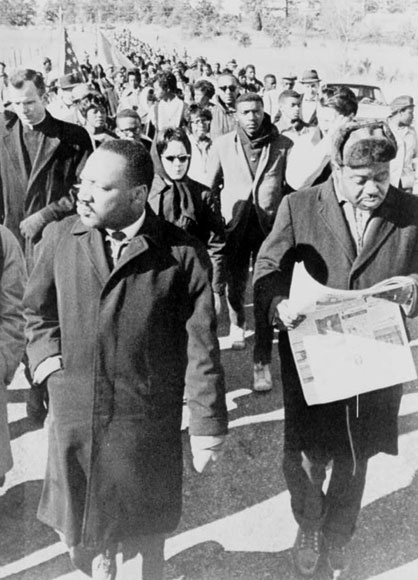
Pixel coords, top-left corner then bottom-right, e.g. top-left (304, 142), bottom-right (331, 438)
top-left (194, 88), bottom-right (209, 107)
top-left (338, 162), bottom-right (391, 211)
top-left (317, 105), bottom-right (341, 135)
top-left (9, 80), bottom-right (46, 126)
top-left (282, 79), bottom-right (295, 90)
top-left (303, 81), bottom-right (319, 100)
top-left (77, 95), bottom-right (93, 116)
top-left (77, 149), bottom-right (147, 230)
top-left (217, 75), bottom-right (238, 106)
top-left (236, 100), bottom-right (264, 137)
top-left (43, 61), bottom-right (52, 73)
top-left (153, 81), bottom-right (165, 101)
top-left (264, 77), bottom-right (276, 91)
top-left (246, 67), bottom-right (255, 80)
top-left (280, 96), bottom-right (301, 122)
top-left (116, 116), bottom-right (142, 141)
top-left (127, 74), bottom-right (139, 89)
top-left (86, 106), bottom-right (106, 130)
top-left (115, 72), bottom-right (125, 86)
top-left (190, 114), bottom-right (211, 140)
top-left (398, 106), bottom-right (414, 127)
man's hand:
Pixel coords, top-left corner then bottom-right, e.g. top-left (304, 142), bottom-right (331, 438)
top-left (190, 435), bottom-right (226, 473)
top-left (275, 300), bottom-right (305, 330)
top-left (19, 212), bottom-right (48, 241)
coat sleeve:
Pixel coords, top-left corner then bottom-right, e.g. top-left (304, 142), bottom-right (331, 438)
top-left (200, 185), bottom-right (226, 295)
top-left (0, 226), bottom-right (27, 384)
top-left (23, 221), bottom-right (62, 375)
top-left (253, 195), bottom-right (299, 327)
top-left (179, 240), bottom-right (228, 436)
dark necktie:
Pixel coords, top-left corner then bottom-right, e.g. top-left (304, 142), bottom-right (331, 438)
top-left (106, 231), bottom-right (129, 265)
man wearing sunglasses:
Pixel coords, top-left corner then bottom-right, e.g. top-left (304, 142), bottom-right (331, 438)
top-left (207, 92), bottom-right (292, 391)
top-left (210, 72), bottom-right (239, 140)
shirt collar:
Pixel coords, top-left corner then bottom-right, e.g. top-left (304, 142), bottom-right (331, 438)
top-left (106, 211), bottom-right (146, 240)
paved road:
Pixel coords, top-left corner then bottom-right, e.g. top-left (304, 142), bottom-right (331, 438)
top-left (1, 302), bottom-right (418, 580)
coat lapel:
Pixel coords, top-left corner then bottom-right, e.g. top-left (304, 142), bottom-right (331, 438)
top-left (253, 142), bottom-right (270, 191)
top-left (2, 121), bottom-right (29, 190)
top-left (72, 222), bottom-right (110, 285)
top-left (27, 133), bottom-right (60, 192)
top-left (318, 180), bottom-right (357, 263)
top-left (352, 188), bottom-right (397, 273)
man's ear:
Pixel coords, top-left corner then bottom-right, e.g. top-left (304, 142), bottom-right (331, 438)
top-left (132, 183), bottom-right (149, 203)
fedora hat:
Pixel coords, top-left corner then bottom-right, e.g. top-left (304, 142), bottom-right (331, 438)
top-left (300, 69), bottom-right (321, 83)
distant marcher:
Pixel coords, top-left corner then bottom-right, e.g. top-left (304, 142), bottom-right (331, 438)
top-left (286, 88), bottom-right (357, 190)
top-left (388, 95), bottom-right (418, 194)
top-left (210, 72), bottom-right (239, 140)
top-left (187, 105), bottom-right (213, 184)
top-left (194, 79), bottom-right (216, 109)
top-left (276, 90), bottom-right (320, 144)
top-left (281, 73), bottom-right (297, 91)
top-left (262, 74), bottom-right (280, 121)
top-left (299, 69), bottom-right (322, 126)
top-left (85, 96), bottom-right (117, 149)
top-left (0, 62), bottom-right (8, 106)
top-left (151, 71), bottom-right (188, 132)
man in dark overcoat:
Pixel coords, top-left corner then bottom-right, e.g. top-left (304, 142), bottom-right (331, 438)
top-left (0, 68), bottom-right (92, 267)
top-left (24, 140), bottom-right (228, 580)
top-left (1, 68), bottom-right (92, 425)
top-left (254, 121), bottom-right (418, 577)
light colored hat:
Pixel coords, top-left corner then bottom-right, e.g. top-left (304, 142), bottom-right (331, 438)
top-left (389, 95), bottom-right (414, 116)
top-left (300, 69), bottom-right (321, 83)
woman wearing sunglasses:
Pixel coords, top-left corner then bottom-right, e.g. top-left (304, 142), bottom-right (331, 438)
top-left (149, 127), bottom-right (225, 313)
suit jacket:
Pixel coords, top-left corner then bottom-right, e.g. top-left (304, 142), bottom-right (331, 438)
top-left (24, 209), bottom-right (227, 547)
top-left (207, 124), bottom-right (292, 255)
top-left (0, 110), bottom-right (92, 251)
top-left (254, 178), bottom-right (418, 460)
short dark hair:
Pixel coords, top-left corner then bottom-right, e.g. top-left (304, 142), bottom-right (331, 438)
top-left (194, 79), bottom-right (215, 100)
top-left (236, 92), bottom-right (263, 107)
top-left (156, 127), bottom-right (191, 157)
top-left (245, 64), bottom-right (255, 72)
top-left (320, 88), bottom-right (358, 117)
top-left (9, 68), bottom-right (45, 96)
top-left (154, 71), bottom-right (177, 93)
top-left (279, 89), bottom-right (301, 104)
top-left (99, 140), bottom-right (154, 190)
top-left (189, 104), bottom-right (212, 122)
top-left (127, 68), bottom-right (141, 83)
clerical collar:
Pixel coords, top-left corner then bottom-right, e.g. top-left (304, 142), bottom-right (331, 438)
top-left (105, 211), bottom-right (146, 240)
top-left (23, 111), bottom-right (47, 131)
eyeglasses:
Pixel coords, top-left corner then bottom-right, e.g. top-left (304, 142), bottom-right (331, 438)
top-left (219, 85), bottom-right (237, 92)
top-left (191, 118), bottom-right (210, 125)
top-left (162, 155), bottom-right (190, 163)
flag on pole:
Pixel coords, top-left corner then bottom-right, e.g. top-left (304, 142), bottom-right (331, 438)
top-left (97, 30), bottom-right (133, 70)
top-left (60, 28), bottom-right (84, 81)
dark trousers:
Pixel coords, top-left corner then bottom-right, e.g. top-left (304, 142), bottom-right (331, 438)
top-left (283, 448), bottom-right (368, 547)
top-left (226, 207), bottom-right (273, 364)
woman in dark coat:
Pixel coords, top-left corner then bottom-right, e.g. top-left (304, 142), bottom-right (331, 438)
top-left (149, 127), bottom-right (226, 311)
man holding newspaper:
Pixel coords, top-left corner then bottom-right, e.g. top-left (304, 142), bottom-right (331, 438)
top-left (254, 121), bottom-right (418, 578)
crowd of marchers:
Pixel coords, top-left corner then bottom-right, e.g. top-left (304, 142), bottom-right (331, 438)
top-left (0, 28), bottom-right (418, 580)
